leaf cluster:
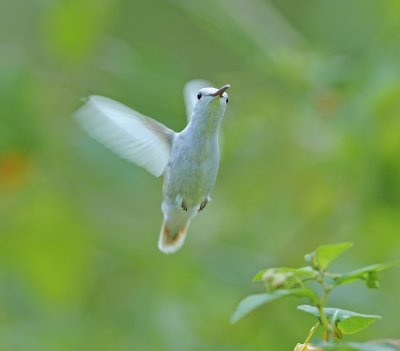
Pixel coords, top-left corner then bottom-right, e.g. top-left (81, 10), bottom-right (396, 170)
top-left (231, 243), bottom-right (400, 350)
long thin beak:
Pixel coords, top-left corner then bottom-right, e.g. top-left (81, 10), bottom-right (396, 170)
top-left (212, 84), bottom-right (230, 97)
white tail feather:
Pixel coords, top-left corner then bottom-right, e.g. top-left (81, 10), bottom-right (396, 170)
top-left (158, 220), bottom-right (190, 254)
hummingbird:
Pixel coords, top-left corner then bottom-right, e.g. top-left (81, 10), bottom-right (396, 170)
top-left (75, 80), bottom-right (230, 254)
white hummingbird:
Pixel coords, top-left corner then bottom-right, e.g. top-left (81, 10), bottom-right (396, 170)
top-left (75, 80), bottom-right (230, 254)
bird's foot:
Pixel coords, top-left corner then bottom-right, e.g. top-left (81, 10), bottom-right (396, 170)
top-left (199, 198), bottom-right (208, 212)
top-left (181, 200), bottom-right (188, 211)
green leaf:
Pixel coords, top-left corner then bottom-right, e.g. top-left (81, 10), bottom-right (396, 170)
top-left (230, 289), bottom-right (316, 324)
top-left (337, 315), bottom-right (379, 335)
top-left (334, 261), bottom-right (400, 287)
top-left (366, 270), bottom-right (379, 289)
top-left (305, 242), bottom-right (353, 271)
top-left (231, 291), bottom-right (289, 324)
top-left (297, 305), bottom-right (381, 335)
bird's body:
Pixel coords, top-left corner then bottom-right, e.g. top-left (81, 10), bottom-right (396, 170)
top-left (164, 131), bottom-right (219, 210)
top-left (161, 99), bottom-right (223, 252)
top-left (75, 80), bottom-right (229, 254)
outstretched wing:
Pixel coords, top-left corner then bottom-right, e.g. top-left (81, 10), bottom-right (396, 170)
top-left (183, 79), bottom-right (212, 122)
top-left (75, 95), bottom-right (175, 177)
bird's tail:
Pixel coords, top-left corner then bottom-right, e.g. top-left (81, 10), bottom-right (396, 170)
top-left (158, 219), bottom-right (190, 254)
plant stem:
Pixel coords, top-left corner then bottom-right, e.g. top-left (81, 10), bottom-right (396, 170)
top-left (304, 321), bottom-right (320, 344)
top-left (317, 271), bottom-right (333, 338)
top-left (318, 303), bottom-right (331, 337)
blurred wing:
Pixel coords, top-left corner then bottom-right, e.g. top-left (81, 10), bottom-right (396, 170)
top-left (183, 79), bottom-right (213, 122)
top-left (75, 95), bottom-right (175, 177)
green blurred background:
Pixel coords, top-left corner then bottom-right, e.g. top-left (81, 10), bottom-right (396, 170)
top-left (1, 0), bottom-right (400, 350)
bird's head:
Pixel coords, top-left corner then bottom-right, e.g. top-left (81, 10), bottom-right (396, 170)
top-left (193, 84), bottom-right (230, 118)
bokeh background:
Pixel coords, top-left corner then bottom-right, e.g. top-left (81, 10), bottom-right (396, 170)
top-left (1, 0), bottom-right (400, 350)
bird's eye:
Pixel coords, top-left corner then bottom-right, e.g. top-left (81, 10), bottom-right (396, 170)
top-left (226, 98), bottom-right (229, 103)
top-left (197, 92), bottom-right (202, 100)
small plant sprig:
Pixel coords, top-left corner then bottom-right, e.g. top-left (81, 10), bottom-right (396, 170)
top-left (231, 243), bottom-right (400, 351)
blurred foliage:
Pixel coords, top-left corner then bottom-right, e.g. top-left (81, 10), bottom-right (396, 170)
top-left (0, 0), bottom-right (400, 350)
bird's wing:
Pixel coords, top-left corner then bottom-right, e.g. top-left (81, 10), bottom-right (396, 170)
top-left (183, 79), bottom-right (213, 122)
top-left (75, 95), bottom-right (175, 177)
